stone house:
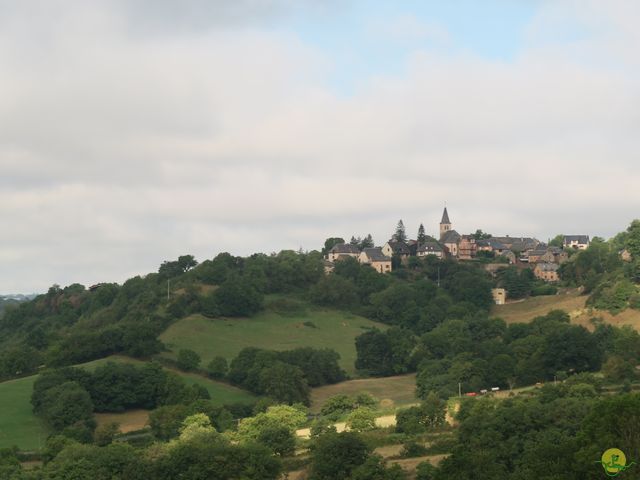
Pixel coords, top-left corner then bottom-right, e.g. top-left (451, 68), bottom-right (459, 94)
top-left (417, 241), bottom-right (444, 258)
top-left (458, 235), bottom-right (477, 260)
top-left (564, 235), bottom-right (590, 250)
top-left (359, 247), bottom-right (392, 273)
top-left (382, 241), bottom-right (411, 264)
top-left (326, 243), bottom-right (360, 262)
top-left (533, 262), bottom-right (560, 283)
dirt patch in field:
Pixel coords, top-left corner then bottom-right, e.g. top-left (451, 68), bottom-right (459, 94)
top-left (375, 444), bottom-right (404, 458)
top-left (94, 409), bottom-right (150, 433)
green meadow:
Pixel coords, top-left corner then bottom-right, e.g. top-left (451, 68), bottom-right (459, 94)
top-left (160, 307), bottom-right (387, 376)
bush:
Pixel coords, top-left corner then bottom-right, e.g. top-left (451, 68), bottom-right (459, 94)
top-left (207, 356), bottom-right (228, 379)
top-left (400, 441), bottom-right (428, 458)
top-left (177, 349), bottom-right (201, 372)
top-left (531, 284), bottom-right (558, 296)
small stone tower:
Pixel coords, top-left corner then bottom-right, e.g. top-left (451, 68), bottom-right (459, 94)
top-left (440, 207), bottom-right (452, 240)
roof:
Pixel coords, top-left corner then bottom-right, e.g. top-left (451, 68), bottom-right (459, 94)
top-left (478, 238), bottom-right (508, 250)
top-left (362, 247), bottom-right (391, 262)
top-left (564, 235), bottom-right (590, 244)
top-left (386, 241), bottom-right (411, 255)
top-left (418, 241), bottom-right (443, 253)
top-left (441, 230), bottom-right (461, 244)
top-left (535, 262), bottom-right (559, 272)
top-left (440, 207), bottom-right (451, 224)
top-left (329, 243), bottom-right (360, 254)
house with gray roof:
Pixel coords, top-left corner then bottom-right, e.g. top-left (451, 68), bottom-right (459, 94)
top-left (359, 248), bottom-right (392, 273)
top-left (417, 241), bottom-right (444, 258)
top-left (326, 243), bottom-right (361, 262)
top-left (563, 235), bottom-right (590, 250)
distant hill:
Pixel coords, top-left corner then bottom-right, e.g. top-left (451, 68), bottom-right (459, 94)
top-left (0, 294), bottom-right (36, 316)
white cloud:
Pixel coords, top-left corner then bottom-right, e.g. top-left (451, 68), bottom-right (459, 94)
top-left (1, 1), bottom-right (640, 292)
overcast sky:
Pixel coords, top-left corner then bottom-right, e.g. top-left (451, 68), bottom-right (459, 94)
top-left (2, 0), bottom-right (640, 293)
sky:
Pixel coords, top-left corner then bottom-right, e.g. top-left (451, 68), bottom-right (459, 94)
top-left (2, 0), bottom-right (640, 293)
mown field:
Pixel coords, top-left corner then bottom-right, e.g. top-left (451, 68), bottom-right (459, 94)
top-left (0, 375), bottom-right (46, 450)
top-left (309, 374), bottom-right (418, 413)
top-left (492, 289), bottom-right (640, 331)
top-left (160, 307), bottom-right (388, 375)
top-left (0, 356), bottom-right (254, 450)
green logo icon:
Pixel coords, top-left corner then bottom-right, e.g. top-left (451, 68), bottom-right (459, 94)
top-left (598, 448), bottom-right (636, 477)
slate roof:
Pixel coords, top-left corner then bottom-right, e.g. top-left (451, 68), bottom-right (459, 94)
top-left (386, 241), bottom-right (411, 255)
top-left (441, 230), bottom-right (461, 244)
top-left (478, 238), bottom-right (509, 250)
top-left (418, 242), bottom-right (443, 253)
top-left (362, 247), bottom-right (391, 262)
top-left (536, 262), bottom-right (559, 272)
top-left (440, 207), bottom-right (451, 224)
top-left (564, 235), bottom-right (590, 245)
top-left (330, 243), bottom-right (360, 254)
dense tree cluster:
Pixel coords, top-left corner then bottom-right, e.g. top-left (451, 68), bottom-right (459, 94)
top-left (31, 362), bottom-right (210, 439)
top-left (228, 347), bottom-right (345, 404)
top-left (435, 390), bottom-right (640, 480)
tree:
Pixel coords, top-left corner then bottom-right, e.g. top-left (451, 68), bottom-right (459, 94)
top-left (207, 356), bottom-right (228, 379)
top-left (625, 219), bottom-right (640, 258)
top-left (360, 234), bottom-right (374, 249)
top-left (39, 381), bottom-right (94, 432)
top-left (94, 422), bottom-right (120, 446)
top-left (214, 274), bottom-right (263, 317)
top-left (417, 224), bottom-right (427, 244)
top-left (548, 234), bottom-right (565, 248)
top-left (323, 237), bottom-right (345, 255)
top-left (177, 349), bottom-right (201, 372)
top-left (309, 431), bottom-right (371, 480)
top-left (394, 220), bottom-right (407, 243)
top-left (259, 362), bottom-right (310, 405)
top-left (346, 407), bottom-right (376, 432)
top-left (472, 229), bottom-right (492, 240)
top-left (257, 424), bottom-right (295, 456)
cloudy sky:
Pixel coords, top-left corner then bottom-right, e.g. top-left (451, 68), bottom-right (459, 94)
top-left (2, 0), bottom-right (639, 293)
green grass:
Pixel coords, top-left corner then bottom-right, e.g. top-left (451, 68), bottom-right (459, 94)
top-left (159, 306), bottom-right (388, 376)
top-left (309, 374), bottom-right (418, 413)
top-left (0, 355), bottom-right (255, 450)
top-left (0, 375), bottom-right (47, 450)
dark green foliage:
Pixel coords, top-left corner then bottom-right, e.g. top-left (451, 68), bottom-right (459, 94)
top-left (228, 346), bottom-right (344, 404)
top-left (350, 455), bottom-right (408, 480)
top-left (33, 363), bottom-right (209, 432)
top-left (260, 362), bottom-right (310, 405)
top-left (257, 424), bottom-right (296, 456)
top-left (355, 327), bottom-right (416, 376)
top-left (149, 401), bottom-right (235, 440)
top-left (177, 348), bottom-right (201, 371)
top-left (395, 393), bottom-right (445, 434)
top-left (309, 275), bottom-right (359, 308)
top-left (400, 441), bottom-right (428, 458)
top-left (38, 381), bottom-right (94, 432)
top-left (498, 266), bottom-right (533, 299)
top-left (309, 431), bottom-right (371, 480)
top-left (207, 356), bottom-right (228, 379)
top-left (214, 274), bottom-right (263, 317)
top-left (530, 284), bottom-right (558, 296)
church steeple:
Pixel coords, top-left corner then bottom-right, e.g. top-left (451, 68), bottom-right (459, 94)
top-left (440, 207), bottom-right (452, 239)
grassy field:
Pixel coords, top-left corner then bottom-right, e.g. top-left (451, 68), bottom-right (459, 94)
top-left (0, 375), bottom-right (47, 450)
top-left (492, 289), bottom-right (640, 331)
top-left (309, 374), bottom-right (418, 413)
top-left (0, 355), bottom-right (255, 451)
top-left (160, 307), bottom-right (388, 376)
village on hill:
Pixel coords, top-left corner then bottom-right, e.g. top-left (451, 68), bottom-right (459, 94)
top-left (324, 208), bottom-right (590, 289)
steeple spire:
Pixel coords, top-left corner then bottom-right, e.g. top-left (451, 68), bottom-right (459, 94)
top-left (439, 206), bottom-right (452, 240)
top-left (441, 207), bottom-right (450, 225)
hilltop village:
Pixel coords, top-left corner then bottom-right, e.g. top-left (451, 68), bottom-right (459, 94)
top-left (324, 208), bottom-right (590, 285)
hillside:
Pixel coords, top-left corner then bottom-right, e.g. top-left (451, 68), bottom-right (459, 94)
top-left (160, 305), bottom-right (387, 376)
top-left (0, 355), bottom-right (255, 450)
top-left (493, 289), bottom-right (640, 331)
